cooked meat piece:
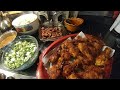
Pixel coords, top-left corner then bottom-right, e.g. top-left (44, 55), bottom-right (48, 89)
top-left (41, 27), bottom-right (63, 39)
top-left (87, 44), bottom-right (97, 57)
top-left (77, 71), bottom-right (103, 79)
top-left (81, 58), bottom-right (93, 65)
top-left (95, 55), bottom-right (107, 66)
top-left (48, 65), bottom-right (61, 79)
top-left (92, 42), bottom-right (103, 53)
top-left (61, 40), bottom-right (80, 58)
top-left (73, 36), bottom-right (87, 43)
top-left (77, 43), bottom-right (88, 54)
top-left (56, 57), bottom-right (64, 69)
top-left (87, 35), bottom-right (104, 45)
top-left (87, 35), bottom-right (104, 53)
top-left (78, 43), bottom-right (93, 62)
top-left (86, 65), bottom-right (104, 74)
top-left (61, 39), bottom-right (71, 49)
top-left (62, 65), bottom-right (74, 77)
top-left (72, 56), bottom-right (83, 68)
top-left (104, 47), bottom-right (112, 58)
top-left (56, 46), bottom-right (62, 55)
top-left (46, 33), bottom-right (112, 79)
top-left (75, 52), bottom-right (90, 66)
top-left (95, 47), bottom-right (112, 66)
top-left (61, 40), bottom-right (79, 58)
top-left (67, 73), bottom-right (79, 79)
top-left (61, 49), bottom-right (71, 60)
top-left (77, 65), bottom-right (104, 79)
top-left (62, 56), bottom-right (83, 77)
top-left (49, 52), bottom-right (59, 63)
top-left (69, 47), bottom-right (79, 58)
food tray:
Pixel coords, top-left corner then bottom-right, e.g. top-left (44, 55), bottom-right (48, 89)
top-left (38, 22), bottom-right (67, 42)
top-left (36, 33), bottom-right (114, 79)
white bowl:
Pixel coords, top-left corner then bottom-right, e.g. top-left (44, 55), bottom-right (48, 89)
top-left (12, 14), bottom-right (40, 35)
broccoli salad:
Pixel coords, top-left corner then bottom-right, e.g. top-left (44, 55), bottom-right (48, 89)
top-left (4, 40), bottom-right (37, 69)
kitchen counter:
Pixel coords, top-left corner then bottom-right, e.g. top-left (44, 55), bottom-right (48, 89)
top-left (0, 15), bottom-right (120, 79)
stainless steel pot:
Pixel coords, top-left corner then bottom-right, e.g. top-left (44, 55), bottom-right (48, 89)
top-left (0, 17), bottom-right (12, 33)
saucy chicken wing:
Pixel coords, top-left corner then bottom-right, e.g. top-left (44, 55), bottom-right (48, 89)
top-left (67, 73), bottom-right (79, 79)
top-left (77, 65), bottom-right (104, 79)
top-left (49, 52), bottom-right (59, 63)
top-left (46, 33), bottom-right (113, 79)
top-left (78, 43), bottom-right (93, 62)
top-left (95, 47), bottom-right (112, 67)
top-left (48, 65), bottom-right (61, 79)
top-left (77, 71), bottom-right (103, 79)
top-left (62, 64), bottom-right (74, 77)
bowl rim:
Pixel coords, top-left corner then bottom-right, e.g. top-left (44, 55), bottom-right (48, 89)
top-left (18, 27), bottom-right (38, 34)
top-left (64, 18), bottom-right (84, 27)
top-left (12, 13), bottom-right (38, 27)
top-left (1, 35), bottom-right (39, 71)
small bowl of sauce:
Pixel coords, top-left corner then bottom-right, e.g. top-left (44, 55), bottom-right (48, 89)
top-left (64, 17), bottom-right (84, 32)
top-left (0, 30), bottom-right (17, 49)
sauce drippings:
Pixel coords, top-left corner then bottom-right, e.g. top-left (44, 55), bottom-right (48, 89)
top-left (0, 35), bottom-right (16, 49)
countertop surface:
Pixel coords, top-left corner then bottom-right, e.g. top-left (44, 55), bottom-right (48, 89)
top-left (0, 15), bottom-right (120, 79)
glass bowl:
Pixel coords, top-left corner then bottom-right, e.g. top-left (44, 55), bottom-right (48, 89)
top-left (1, 35), bottom-right (39, 71)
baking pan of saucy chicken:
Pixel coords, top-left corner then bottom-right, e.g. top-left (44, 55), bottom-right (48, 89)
top-left (36, 32), bottom-right (115, 79)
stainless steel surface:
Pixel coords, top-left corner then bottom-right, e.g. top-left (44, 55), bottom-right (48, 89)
top-left (52, 11), bottom-right (62, 24)
top-left (0, 17), bottom-right (12, 32)
top-left (69, 11), bottom-right (79, 18)
top-left (110, 13), bottom-right (120, 31)
top-left (52, 11), bottom-right (69, 24)
top-left (0, 68), bottom-right (36, 79)
top-left (37, 11), bottom-right (69, 25)
top-left (38, 11), bottom-right (48, 20)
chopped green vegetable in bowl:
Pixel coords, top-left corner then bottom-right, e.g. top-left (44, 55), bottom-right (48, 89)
top-left (1, 35), bottom-right (39, 71)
